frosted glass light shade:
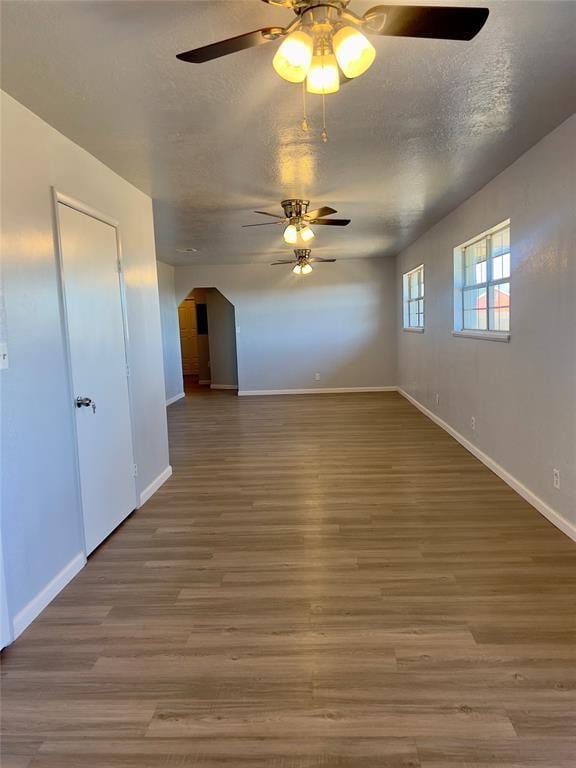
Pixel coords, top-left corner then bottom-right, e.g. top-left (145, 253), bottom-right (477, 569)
top-left (283, 224), bottom-right (298, 244)
top-left (333, 26), bottom-right (375, 79)
top-left (300, 226), bottom-right (315, 242)
top-left (306, 53), bottom-right (340, 94)
top-left (273, 31), bottom-right (314, 83)
top-left (292, 263), bottom-right (303, 275)
top-left (301, 263), bottom-right (313, 274)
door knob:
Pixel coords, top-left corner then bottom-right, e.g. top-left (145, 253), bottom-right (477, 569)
top-left (75, 396), bottom-right (96, 413)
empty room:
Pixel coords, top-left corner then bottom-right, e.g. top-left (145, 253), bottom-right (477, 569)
top-left (1, 1), bottom-right (575, 766)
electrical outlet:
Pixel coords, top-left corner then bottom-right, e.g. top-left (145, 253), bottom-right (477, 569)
top-left (315, 372), bottom-right (321, 381)
top-left (471, 416), bottom-right (476, 432)
top-left (553, 469), bottom-right (560, 490)
top-left (435, 393), bottom-right (440, 406)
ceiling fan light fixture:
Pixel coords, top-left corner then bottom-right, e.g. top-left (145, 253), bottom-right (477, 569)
top-left (333, 25), bottom-right (376, 79)
top-left (306, 42), bottom-right (340, 95)
top-left (300, 225), bottom-right (315, 242)
top-left (273, 30), bottom-right (314, 83)
top-left (283, 223), bottom-right (299, 244)
top-left (292, 263), bottom-right (303, 275)
top-left (301, 262), bottom-right (313, 275)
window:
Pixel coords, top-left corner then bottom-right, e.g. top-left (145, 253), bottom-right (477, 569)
top-left (403, 265), bottom-right (424, 330)
top-left (454, 221), bottom-right (510, 340)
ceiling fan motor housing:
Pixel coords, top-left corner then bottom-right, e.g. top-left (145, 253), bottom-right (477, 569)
top-left (262, 0), bottom-right (349, 11)
top-left (295, 248), bottom-right (312, 261)
top-left (281, 199), bottom-right (310, 220)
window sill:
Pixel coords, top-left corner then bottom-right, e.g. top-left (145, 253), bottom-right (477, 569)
top-left (403, 327), bottom-right (425, 334)
top-left (452, 330), bottom-right (510, 343)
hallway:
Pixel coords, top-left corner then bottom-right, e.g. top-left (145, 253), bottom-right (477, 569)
top-left (2, 392), bottom-right (576, 767)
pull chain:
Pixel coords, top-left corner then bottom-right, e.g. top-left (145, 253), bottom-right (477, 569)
top-left (321, 93), bottom-right (328, 143)
top-left (299, 83), bottom-right (328, 142)
top-left (300, 81), bottom-right (309, 133)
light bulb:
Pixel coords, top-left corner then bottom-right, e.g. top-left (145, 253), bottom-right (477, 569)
top-left (301, 262), bottom-right (313, 275)
top-left (300, 225), bottom-right (315, 243)
top-left (273, 31), bottom-right (313, 83)
top-left (292, 263), bottom-right (303, 275)
top-left (283, 224), bottom-right (298, 244)
top-left (306, 53), bottom-right (340, 94)
top-left (333, 26), bottom-right (376, 79)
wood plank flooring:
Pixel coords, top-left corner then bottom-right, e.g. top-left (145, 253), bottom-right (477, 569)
top-left (2, 391), bottom-right (576, 767)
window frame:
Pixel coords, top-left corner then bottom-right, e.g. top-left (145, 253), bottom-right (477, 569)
top-left (402, 264), bottom-right (425, 332)
top-left (453, 220), bottom-right (511, 342)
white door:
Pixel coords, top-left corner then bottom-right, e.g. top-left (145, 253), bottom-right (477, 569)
top-left (58, 202), bottom-right (136, 554)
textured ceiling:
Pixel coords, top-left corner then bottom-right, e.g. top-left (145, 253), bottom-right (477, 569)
top-left (1, 0), bottom-right (575, 265)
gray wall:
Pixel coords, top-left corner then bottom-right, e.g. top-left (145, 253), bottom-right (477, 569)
top-left (157, 261), bottom-right (184, 401)
top-left (1, 92), bottom-right (170, 625)
top-left (206, 289), bottom-right (238, 388)
top-left (396, 115), bottom-right (576, 531)
top-left (173, 258), bottom-right (397, 393)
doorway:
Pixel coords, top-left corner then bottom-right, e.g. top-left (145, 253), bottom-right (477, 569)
top-left (177, 288), bottom-right (238, 395)
top-left (54, 191), bottom-right (137, 555)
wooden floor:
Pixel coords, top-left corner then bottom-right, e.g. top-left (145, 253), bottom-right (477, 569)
top-left (2, 391), bottom-right (576, 767)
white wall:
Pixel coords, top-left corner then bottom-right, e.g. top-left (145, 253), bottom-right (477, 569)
top-left (396, 115), bottom-right (576, 533)
top-left (0, 92), bottom-right (170, 637)
top-left (173, 259), bottom-right (396, 394)
top-left (157, 261), bottom-right (184, 402)
top-left (206, 289), bottom-right (238, 388)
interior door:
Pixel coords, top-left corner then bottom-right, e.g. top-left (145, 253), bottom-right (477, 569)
top-left (58, 202), bottom-right (136, 554)
top-left (178, 298), bottom-right (199, 375)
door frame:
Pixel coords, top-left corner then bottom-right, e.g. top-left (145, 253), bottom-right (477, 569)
top-left (51, 188), bottom-right (138, 555)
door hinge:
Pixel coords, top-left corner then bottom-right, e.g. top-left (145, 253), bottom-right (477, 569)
top-left (117, 260), bottom-right (123, 274)
top-left (126, 364), bottom-right (130, 378)
top-left (133, 463), bottom-right (138, 478)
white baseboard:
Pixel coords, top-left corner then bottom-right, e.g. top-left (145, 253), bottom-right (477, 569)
top-left (12, 552), bottom-right (86, 641)
top-left (210, 384), bottom-right (238, 390)
top-left (238, 386), bottom-right (397, 396)
top-left (398, 388), bottom-right (576, 544)
top-left (166, 392), bottom-right (185, 406)
top-left (199, 379), bottom-right (211, 386)
top-left (138, 465), bottom-right (172, 507)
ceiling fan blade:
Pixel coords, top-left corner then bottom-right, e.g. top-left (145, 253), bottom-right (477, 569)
top-left (242, 222), bottom-right (282, 227)
top-left (311, 258), bottom-right (337, 262)
top-left (271, 260), bottom-right (296, 265)
top-left (306, 206), bottom-right (338, 220)
top-left (312, 218), bottom-right (351, 226)
top-left (254, 211), bottom-right (285, 219)
top-left (363, 5), bottom-right (489, 41)
top-left (177, 27), bottom-right (285, 63)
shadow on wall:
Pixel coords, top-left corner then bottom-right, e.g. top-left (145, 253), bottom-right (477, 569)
top-left (178, 287), bottom-right (238, 391)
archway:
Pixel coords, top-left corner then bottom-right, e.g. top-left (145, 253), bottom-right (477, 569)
top-left (178, 288), bottom-right (238, 395)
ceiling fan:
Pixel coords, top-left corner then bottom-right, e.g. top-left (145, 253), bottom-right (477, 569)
top-left (243, 199), bottom-right (350, 244)
top-left (177, 1), bottom-right (489, 95)
top-left (272, 248), bottom-right (336, 274)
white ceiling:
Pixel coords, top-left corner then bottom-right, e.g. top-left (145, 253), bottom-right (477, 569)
top-left (1, 0), bottom-right (575, 265)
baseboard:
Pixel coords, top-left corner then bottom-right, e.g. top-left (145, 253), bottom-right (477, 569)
top-left (199, 379), bottom-right (211, 386)
top-left (12, 552), bottom-right (86, 641)
top-left (398, 388), bottom-right (576, 544)
top-left (166, 392), bottom-right (185, 406)
top-left (210, 384), bottom-right (238, 390)
top-left (238, 386), bottom-right (398, 396)
top-left (138, 465), bottom-right (173, 507)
